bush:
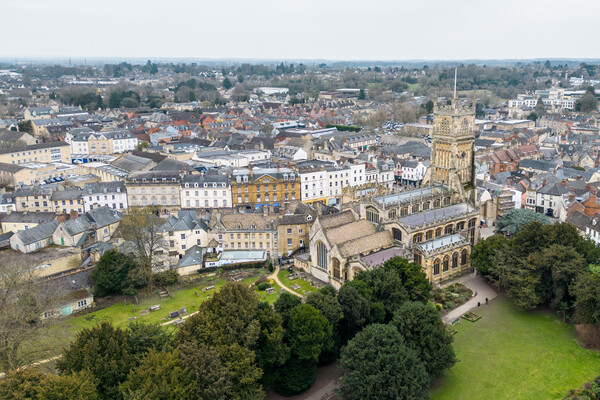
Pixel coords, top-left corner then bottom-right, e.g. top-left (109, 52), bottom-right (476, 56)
top-left (443, 301), bottom-right (454, 310)
top-left (274, 357), bottom-right (317, 396)
top-left (257, 282), bottom-right (270, 291)
top-left (153, 270), bottom-right (179, 287)
top-left (255, 276), bottom-right (268, 285)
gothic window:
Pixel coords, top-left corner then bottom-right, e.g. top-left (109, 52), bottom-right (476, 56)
top-left (388, 210), bottom-right (397, 219)
top-left (423, 202), bottom-right (430, 210)
top-left (426, 230), bottom-right (433, 240)
top-left (435, 227), bottom-right (443, 237)
top-left (434, 259), bottom-right (440, 275)
top-left (456, 221), bottom-right (465, 231)
top-left (332, 258), bottom-right (341, 279)
top-left (452, 252), bottom-right (458, 269)
top-left (444, 224), bottom-right (453, 235)
top-left (461, 249), bottom-right (468, 266)
top-left (413, 233), bottom-right (423, 243)
top-left (316, 241), bottom-right (327, 270)
top-left (461, 119), bottom-right (469, 134)
top-left (468, 218), bottom-right (477, 244)
top-left (414, 253), bottom-right (422, 266)
top-left (392, 228), bottom-right (402, 241)
top-left (443, 255), bottom-right (449, 272)
top-left (444, 196), bottom-right (451, 205)
top-left (434, 199), bottom-right (441, 208)
top-left (400, 207), bottom-right (408, 217)
top-left (366, 206), bottom-right (380, 224)
top-left (440, 118), bottom-right (451, 134)
top-left (412, 204), bottom-right (420, 213)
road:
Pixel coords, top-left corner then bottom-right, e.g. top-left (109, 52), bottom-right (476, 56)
top-left (268, 268), bottom-right (304, 299)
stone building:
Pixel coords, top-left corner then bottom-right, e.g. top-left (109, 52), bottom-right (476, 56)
top-left (125, 171), bottom-right (181, 215)
top-left (230, 166), bottom-right (300, 209)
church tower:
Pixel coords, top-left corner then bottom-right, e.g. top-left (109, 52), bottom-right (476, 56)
top-left (430, 90), bottom-right (476, 197)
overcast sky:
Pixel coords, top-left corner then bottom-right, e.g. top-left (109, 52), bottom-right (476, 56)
top-left (2, 0), bottom-right (599, 61)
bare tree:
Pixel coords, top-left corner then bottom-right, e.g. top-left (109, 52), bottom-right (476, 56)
top-left (119, 207), bottom-right (168, 293)
top-left (0, 255), bottom-right (55, 372)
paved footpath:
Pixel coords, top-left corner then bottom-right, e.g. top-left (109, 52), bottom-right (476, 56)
top-left (268, 268), bottom-right (304, 299)
top-left (441, 272), bottom-right (497, 324)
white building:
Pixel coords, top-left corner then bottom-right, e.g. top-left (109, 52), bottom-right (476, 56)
top-left (180, 174), bottom-right (232, 208)
top-left (111, 130), bottom-right (138, 153)
top-left (400, 160), bottom-right (429, 186)
top-left (159, 211), bottom-right (209, 258)
top-left (536, 182), bottom-right (567, 219)
top-left (193, 149), bottom-right (271, 168)
top-left (82, 181), bottom-right (128, 212)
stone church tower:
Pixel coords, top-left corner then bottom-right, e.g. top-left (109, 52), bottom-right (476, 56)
top-left (428, 94), bottom-right (477, 201)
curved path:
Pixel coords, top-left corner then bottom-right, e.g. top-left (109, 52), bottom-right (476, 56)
top-left (442, 272), bottom-right (498, 324)
top-left (268, 268), bottom-right (304, 299)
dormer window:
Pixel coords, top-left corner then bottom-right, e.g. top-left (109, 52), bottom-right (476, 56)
top-left (194, 183), bottom-right (198, 188)
top-left (204, 183), bottom-right (207, 188)
top-left (306, 215), bottom-right (313, 221)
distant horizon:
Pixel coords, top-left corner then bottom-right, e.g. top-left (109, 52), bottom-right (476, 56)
top-left (1, 57), bottom-right (599, 68)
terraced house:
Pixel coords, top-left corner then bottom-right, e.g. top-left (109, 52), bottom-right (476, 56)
top-left (125, 171), bottom-right (181, 215)
top-left (231, 166), bottom-right (300, 209)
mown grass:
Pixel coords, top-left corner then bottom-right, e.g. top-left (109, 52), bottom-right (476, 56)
top-left (431, 297), bottom-right (600, 400)
top-left (277, 269), bottom-right (316, 297)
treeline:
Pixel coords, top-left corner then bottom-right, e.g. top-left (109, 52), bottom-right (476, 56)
top-left (471, 221), bottom-right (600, 323)
top-left (0, 257), bottom-right (456, 400)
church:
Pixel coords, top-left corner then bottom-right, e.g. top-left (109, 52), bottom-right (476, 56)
top-left (304, 93), bottom-right (480, 288)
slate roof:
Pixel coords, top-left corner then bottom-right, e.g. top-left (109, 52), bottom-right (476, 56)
top-left (178, 245), bottom-right (206, 268)
top-left (83, 181), bottom-right (126, 195)
top-left (538, 182), bottom-right (568, 196)
top-left (2, 211), bottom-right (55, 224)
top-left (15, 221), bottom-right (58, 245)
top-left (397, 203), bottom-right (477, 229)
top-left (415, 233), bottom-right (467, 253)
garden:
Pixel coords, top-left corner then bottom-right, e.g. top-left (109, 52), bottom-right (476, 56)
top-left (277, 269), bottom-right (319, 296)
top-left (432, 282), bottom-right (473, 312)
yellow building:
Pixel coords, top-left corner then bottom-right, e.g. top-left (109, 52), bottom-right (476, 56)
top-left (277, 201), bottom-right (317, 257)
top-left (125, 171), bottom-right (181, 215)
top-left (209, 210), bottom-right (278, 256)
top-left (13, 186), bottom-right (54, 212)
top-left (231, 167), bottom-right (300, 208)
top-left (0, 142), bottom-right (71, 165)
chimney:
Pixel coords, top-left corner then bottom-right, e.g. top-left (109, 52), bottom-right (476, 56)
top-left (70, 210), bottom-right (79, 219)
top-left (57, 213), bottom-right (67, 223)
top-left (569, 194), bottom-right (575, 202)
top-left (561, 179), bottom-right (566, 187)
top-left (542, 179), bottom-right (546, 187)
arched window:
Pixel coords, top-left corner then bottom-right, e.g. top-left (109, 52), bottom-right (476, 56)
top-left (440, 118), bottom-right (451, 134)
top-left (444, 196), bottom-right (451, 205)
top-left (434, 199), bottom-right (441, 208)
top-left (332, 258), bottom-right (341, 279)
top-left (456, 221), bottom-right (465, 231)
top-left (444, 224), bottom-right (453, 235)
top-left (400, 207), bottom-right (408, 217)
top-left (366, 206), bottom-right (379, 224)
top-left (468, 218), bottom-right (477, 244)
top-left (316, 241), bottom-right (328, 270)
top-left (452, 252), bottom-right (458, 269)
top-left (426, 230), bottom-right (433, 240)
top-left (388, 210), bottom-right (397, 219)
top-left (434, 259), bottom-right (440, 275)
top-left (413, 233), bottom-right (423, 243)
top-left (392, 228), bottom-right (402, 241)
top-left (435, 227), bottom-right (443, 237)
top-left (461, 119), bottom-right (469, 134)
top-left (414, 253), bottom-right (422, 266)
top-left (423, 202), bottom-right (430, 210)
top-left (443, 255), bottom-right (449, 272)
top-left (412, 204), bottom-right (420, 213)
top-left (461, 249), bottom-right (468, 266)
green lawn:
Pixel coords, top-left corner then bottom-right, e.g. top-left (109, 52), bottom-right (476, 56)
top-left (431, 297), bottom-right (600, 400)
top-left (40, 270), bottom-right (275, 360)
top-left (277, 270), bottom-right (316, 297)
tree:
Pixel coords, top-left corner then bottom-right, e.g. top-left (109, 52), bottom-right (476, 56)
top-left (126, 321), bottom-right (172, 357)
top-left (119, 349), bottom-right (195, 400)
top-left (337, 284), bottom-right (370, 341)
top-left (339, 324), bottom-right (430, 400)
top-left (0, 368), bottom-right (98, 400)
top-left (57, 322), bottom-right (136, 399)
top-left (223, 78), bottom-right (232, 90)
top-left (495, 208), bottom-right (549, 236)
top-left (425, 99), bottom-right (434, 114)
top-left (382, 257), bottom-right (431, 302)
top-left (254, 302), bottom-right (289, 387)
top-left (136, 141), bottom-right (149, 150)
top-left (17, 120), bottom-right (33, 134)
top-left (174, 283), bottom-right (264, 400)
top-left (579, 88), bottom-right (598, 113)
top-left (305, 288), bottom-right (343, 363)
top-left (526, 112), bottom-right (538, 121)
top-left (358, 89), bottom-right (366, 100)
top-left (90, 249), bottom-right (138, 297)
top-left (273, 357), bottom-right (317, 396)
top-left (273, 291), bottom-right (301, 327)
top-left (0, 256), bottom-right (54, 372)
top-left (392, 302), bottom-right (456, 379)
top-left (119, 208), bottom-right (168, 293)
top-left (573, 272), bottom-right (600, 324)
top-left (535, 97), bottom-right (546, 116)
top-left (287, 304), bottom-right (332, 362)
top-left (470, 234), bottom-right (510, 277)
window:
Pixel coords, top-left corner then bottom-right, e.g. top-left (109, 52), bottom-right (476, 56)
top-left (316, 241), bottom-right (327, 270)
top-left (452, 252), bottom-right (458, 269)
top-left (434, 259), bottom-right (440, 275)
top-left (287, 228), bottom-right (292, 234)
top-left (443, 255), bottom-right (449, 272)
top-left (77, 299), bottom-right (87, 308)
top-left (461, 249), bottom-right (468, 266)
top-left (366, 206), bottom-right (379, 224)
